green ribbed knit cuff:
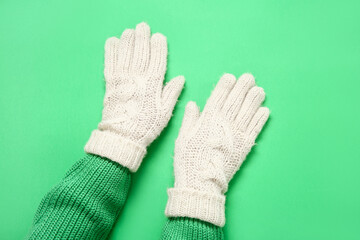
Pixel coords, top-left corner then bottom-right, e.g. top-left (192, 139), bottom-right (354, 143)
top-left (26, 154), bottom-right (132, 240)
top-left (161, 217), bottom-right (224, 240)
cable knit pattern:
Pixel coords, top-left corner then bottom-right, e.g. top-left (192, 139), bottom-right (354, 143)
top-left (165, 73), bottom-right (270, 227)
top-left (85, 22), bottom-right (184, 172)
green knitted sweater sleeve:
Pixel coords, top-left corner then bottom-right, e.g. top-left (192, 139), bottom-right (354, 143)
top-left (26, 154), bottom-right (131, 240)
top-left (161, 217), bottom-right (224, 240)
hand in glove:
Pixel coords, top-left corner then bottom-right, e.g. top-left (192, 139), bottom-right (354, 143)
top-left (85, 23), bottom-right (184, 172)
top-left (165, 73), bottom-right (269, 226)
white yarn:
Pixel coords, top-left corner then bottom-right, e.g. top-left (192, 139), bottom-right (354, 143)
top-left (85, 22), bottom-right (185, 172)
top-left (165, 73), bottom-right (269, 227)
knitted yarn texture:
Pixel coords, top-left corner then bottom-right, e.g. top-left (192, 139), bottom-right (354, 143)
top-left (85, 22), bottom-right (185, 172)
top-left (26, 154), bottom-right (131, 240)
top-left (165, 73), bottom-right (270, 227)
top-left (161, 217), bottom-right (224, 240)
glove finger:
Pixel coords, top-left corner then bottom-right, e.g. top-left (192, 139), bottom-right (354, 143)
top-left (118, 29), bottom-right (135, 77)
top-left (204, 73), bottom-right (236, 112)
top-left (104, 37), bottom-right (121, 82)
top-left (132, 22), bottom-right (150, 74)
top-left (178, 101), bottom-right (200, 138)
top-left (245, 107), bottom-right (270, 143)
top-left (148, 33), bottom-right (167, 81)
top-left (235, 86), bottom-right (265, 131)
top-left (162, 76), bottom-right (185, 118)
top-left (222, 73), bottom-right (255, 121)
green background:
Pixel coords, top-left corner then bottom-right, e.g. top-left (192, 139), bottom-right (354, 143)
top-left (1, 0), bottom-right (360, 239)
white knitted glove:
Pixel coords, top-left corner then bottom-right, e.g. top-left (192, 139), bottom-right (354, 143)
top-left (85, 22), bottom-right (185, 172)
top-left (165, 73), bottom-right (269, 227)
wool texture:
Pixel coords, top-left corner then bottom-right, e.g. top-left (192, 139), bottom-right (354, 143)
top-left (165, 73), bottom-right (270, 227)
top-left (161, 217), bottom-right (224, 240)
top-left (85, 22), bottom-right (184, 172)
top-left (26, 154), bottom-right (131, 240)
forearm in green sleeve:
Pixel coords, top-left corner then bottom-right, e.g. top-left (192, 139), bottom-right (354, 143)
top-left (161, 217), bottom-right (224, 240)
top-left (26, 154), bottom-right (131, 240)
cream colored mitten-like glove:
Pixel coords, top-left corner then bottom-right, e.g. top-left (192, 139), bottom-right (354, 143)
top-left (165, 73), bottom-right (269, 227)
top-left (85, 22), bottom-right (185, 172)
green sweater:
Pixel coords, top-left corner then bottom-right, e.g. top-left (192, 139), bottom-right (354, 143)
top-left (26, 154), bottom-right (224, 239)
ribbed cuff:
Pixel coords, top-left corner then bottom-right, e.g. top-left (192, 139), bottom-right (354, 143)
top-left (84, 130), bottom-right (146, 172)
top-left (165, 188), bottom-right (226, 227)
top-left (161, 217), bottom-right (224, 239)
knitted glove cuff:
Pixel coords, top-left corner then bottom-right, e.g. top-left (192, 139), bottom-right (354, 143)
top-left (84, 130), bottom-right (146, 172)
top-left (165, 188), bottom-right (226, 227)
